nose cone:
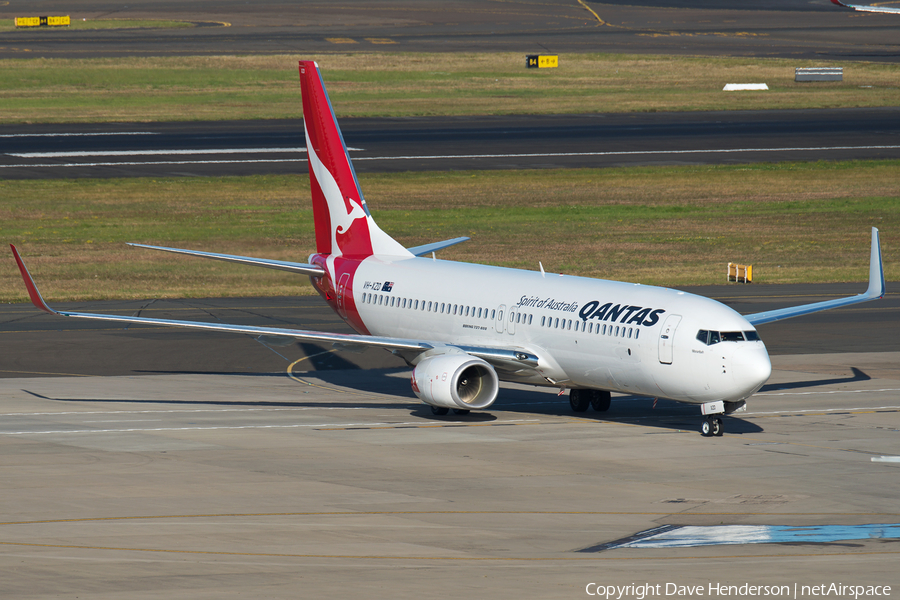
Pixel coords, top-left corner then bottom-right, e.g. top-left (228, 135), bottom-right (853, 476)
top-left (732, 345), bottom-right (772, 399)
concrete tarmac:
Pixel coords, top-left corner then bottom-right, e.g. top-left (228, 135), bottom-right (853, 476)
top-left (1, 353), bottom-right (898, 598)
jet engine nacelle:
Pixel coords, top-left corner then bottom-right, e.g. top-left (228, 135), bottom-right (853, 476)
top-left (411, 353), bottom-right (499, 410)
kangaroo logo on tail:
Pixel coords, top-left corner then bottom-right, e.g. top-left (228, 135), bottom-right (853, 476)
top-left (299, 61), bottom-right (410, 259)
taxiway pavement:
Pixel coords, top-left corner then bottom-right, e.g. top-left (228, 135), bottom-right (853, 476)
top-left (1, 0), bottom-right (897, 62)
top-left (1, 352), bottom-right (898, 598)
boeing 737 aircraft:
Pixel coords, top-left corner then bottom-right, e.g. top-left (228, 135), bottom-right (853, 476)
top-left (11, 61), bottom-right (886, 437)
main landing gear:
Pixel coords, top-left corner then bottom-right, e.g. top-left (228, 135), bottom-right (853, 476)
top-left (569, 389), bottom-right (612, 412)
top-left (701, 416), bottom-right (724, 437)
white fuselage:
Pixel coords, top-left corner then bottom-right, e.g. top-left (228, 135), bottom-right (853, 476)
top-left (338, 255), bottom-right (772, 405)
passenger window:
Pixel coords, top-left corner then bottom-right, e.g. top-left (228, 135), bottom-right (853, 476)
top-left (554, 318), bottom-right (559, 328)
top-left (635, 329), bottom-right (640, 340)
top-left (477, 307), bottom-right (482, 318)
top-left (541, 316), bottom-right (546, 326)
top-left (528, 314), bottom-right (533, 325)
top-left (491, 309), bottom-right (496, 320)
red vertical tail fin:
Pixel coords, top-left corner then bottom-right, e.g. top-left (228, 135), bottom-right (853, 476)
top-left (298, 61), bottom-right (410, 259)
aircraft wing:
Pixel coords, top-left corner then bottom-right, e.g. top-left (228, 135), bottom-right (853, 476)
top-left (830, 0), bottom-right (900, 13)
top-left (406, 237), bottom-right (470, 257)
top-left (10, 245), bottom-right (539, 368)
top-left (127, 243), bottom-right (325, 277)
top-left (745, 227), bottom-right (885, 326)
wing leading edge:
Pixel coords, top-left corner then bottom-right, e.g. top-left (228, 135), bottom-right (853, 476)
top-left (745, 227), bottom-right (885, 326)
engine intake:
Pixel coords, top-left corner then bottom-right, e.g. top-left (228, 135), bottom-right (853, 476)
top-left (411, 353), bottom-right (499, 410)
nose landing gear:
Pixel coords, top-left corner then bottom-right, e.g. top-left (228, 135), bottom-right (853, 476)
top-left (699, 400), bottom-right (746, 436)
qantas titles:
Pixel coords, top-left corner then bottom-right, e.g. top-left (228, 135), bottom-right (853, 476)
top-left (517, 295), bottom-right (665, 327)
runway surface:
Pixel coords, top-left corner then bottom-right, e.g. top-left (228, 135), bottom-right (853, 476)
top-left (1, 0), bottom-right (898, 62)
top-left (3, 108), bottom-right (900, 179)
top-left (1, 353), bottom-right (898, 597)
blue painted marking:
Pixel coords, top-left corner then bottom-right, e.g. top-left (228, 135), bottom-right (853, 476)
top-left (615, 523), bottom-right (900, 549)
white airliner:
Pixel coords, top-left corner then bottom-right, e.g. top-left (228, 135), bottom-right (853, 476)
top-left (10, 61), bottom-right (886, 437)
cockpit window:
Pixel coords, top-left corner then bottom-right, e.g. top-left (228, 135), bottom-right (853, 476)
top-left (696, 329), bottom-right (760, 345)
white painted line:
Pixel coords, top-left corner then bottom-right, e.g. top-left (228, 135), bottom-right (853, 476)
top-left (0, 132), bottom-right (159, 138)
top-left (723, 83), bottom-right (769, 91)
top-left (872, 456), bottom-right (900, 463)
top-left (2, 405), bottom-right (410, 417)
top-left (9, 148), bottom-right (311, 158)
top-left (745, 403), bottom-right (900, 416)
top-left (0, 418), bottom-right (540, 436)
top-left (0, 159), bottom-right (306, 168)
top-left (1, 145), bottom-right (898, 169)
top-left (349, 145), bottom-right (900, 161)
top-left (756, 388), bottom-right (900, 397)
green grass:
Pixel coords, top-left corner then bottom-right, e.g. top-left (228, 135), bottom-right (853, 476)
top-left (2, 161), bottom-right (897, 302)
top-left (0, 53), bottom-right (897, 123)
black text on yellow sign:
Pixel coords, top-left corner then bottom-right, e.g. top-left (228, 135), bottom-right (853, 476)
top-left (15, 16), bottom-right (71, 27)
top-left (525, 55), bottom-right (559, 69)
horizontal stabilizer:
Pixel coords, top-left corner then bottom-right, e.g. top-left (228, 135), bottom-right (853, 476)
top-left (745, 227), bottom-right (885, 326)
top-left (128, 243), bottom-right (325, 277)
top-left (407, 237), bottom-right (470, 257)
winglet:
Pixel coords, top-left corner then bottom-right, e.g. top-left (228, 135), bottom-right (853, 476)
top-left (9, 245), bottom-right (57, 315)
top-left (866, 227), bottom-right (885, 300)
top-left (745, 227), bottom-right (886, 326)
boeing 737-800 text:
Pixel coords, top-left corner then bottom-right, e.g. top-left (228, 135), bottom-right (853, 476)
top-left (11, 61), bottom-right (886, 437)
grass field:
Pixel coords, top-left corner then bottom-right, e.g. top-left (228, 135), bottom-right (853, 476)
top-left (2, 161), bottom-right (897, 303)
top-left (0, 53), bottom-right (898, 123)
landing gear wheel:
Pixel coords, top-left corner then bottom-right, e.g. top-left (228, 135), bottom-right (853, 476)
top-left (590, 390), bottom-right (612, 412)
top-left (701, 418), bottom-right (713, 437)
top-left (713, 417), bottom-right (724, 436)
top-left (452, 409), bottom-right (470, 415)
top-left (431, 406), bottom-right (449, 416)
top-left (569, 389), bottom-right (590, 412)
